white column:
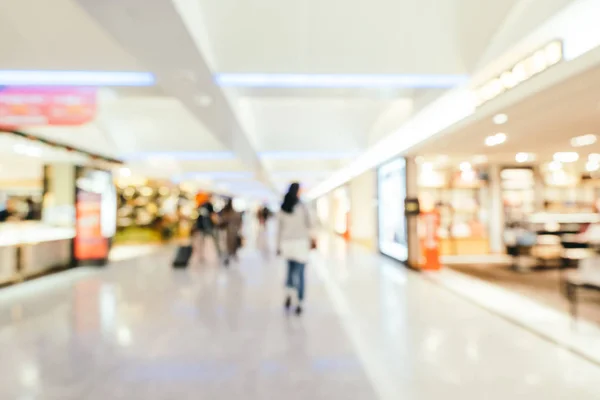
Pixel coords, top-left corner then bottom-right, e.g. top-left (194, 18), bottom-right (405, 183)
top-left (406, 157), bottom-right (420, 268)
top-left (488, 164), bottom-right (504, 253)
top-left (349, 170), bottom-right (377, 249)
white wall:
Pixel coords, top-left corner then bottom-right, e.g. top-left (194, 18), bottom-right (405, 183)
top-left (349, 169), bottom-right (377, 248)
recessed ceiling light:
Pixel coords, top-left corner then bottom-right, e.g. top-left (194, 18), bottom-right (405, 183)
top-left (485, 133), bottom-right (507, 147)
top-left (515, 152), bottom-right (535, 163)
top-left (553, 152), bottom-right (579, 163)
top-left (118, 167), bottom-right (131, 177)
top-left (570, 134), bottom-right (597, 147)
top-left (548, 161), bottom-right (562, 171)
top-left (589, 153), bottom-right (600, 162)
top-left (586, 161), bottom-right (600, 172)
top-left (493, 114), bottom-right (508, 125)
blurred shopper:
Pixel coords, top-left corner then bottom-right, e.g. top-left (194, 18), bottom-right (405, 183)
top-left (257, 204), bottom-right (272, 228)
top-left (25, 198), bottom-right (39, 221)
top-left (193, 196), bottom-right (222, 262)
top-left (221, 199), bottom-right (243, 266)
top-left (277, 183), bottom-right (316, 316)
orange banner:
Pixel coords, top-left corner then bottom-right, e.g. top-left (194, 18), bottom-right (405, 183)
top-left (420, 211), bottom-right (441, 270)
top-left (74, 191), bottom-right (108, 261)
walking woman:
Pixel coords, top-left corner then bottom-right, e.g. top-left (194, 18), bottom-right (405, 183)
top-left (221, 199), bottom-right (243, 266)
top-left (277, 183), bottom-right (315, 315)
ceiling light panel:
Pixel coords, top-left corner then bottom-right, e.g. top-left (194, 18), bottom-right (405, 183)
top-left (215, 73), bottom-right (469, 89)
top-left (570, 134), bottom-right (597, 147)
top-left (0, 70), bottom-right (155, 86)
top-left (493, 114), bottom-right (508, 125)
top-left (553, 152), bottom-right (579, 163)
top-left (485, 133), bottom-right (507, 147)
top-left (123, 151), bottom-right (235, 161)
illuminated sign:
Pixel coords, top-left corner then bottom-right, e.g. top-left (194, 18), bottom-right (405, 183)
top-left (0, 87), bottom-right (97, 126)
top-left (474, 40), bottom-right (564, 106)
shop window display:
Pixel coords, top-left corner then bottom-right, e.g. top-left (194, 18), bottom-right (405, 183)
top-left (418, 162), bottom-right (489, 255)
top-left (115, 180), bottom-right (197, 243)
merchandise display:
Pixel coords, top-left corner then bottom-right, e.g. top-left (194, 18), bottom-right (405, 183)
top-left (115, 180), bottom-right (197, 243)
top-left (0, 222), bottom-right (74, 284)
top-left (418, 163), bottom-right (489, 255)
top-left (378, 158), bottom-right (407, 261)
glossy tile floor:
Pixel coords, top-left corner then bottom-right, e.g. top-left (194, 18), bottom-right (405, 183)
top-left (1, 235), bottom-right (600, 399)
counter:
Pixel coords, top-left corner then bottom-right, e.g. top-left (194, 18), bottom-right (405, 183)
top-left (0, 222), bottom-right (74, 285)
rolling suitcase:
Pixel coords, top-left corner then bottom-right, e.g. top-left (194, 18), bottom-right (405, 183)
top-left (173, 245), bottom-right (192, 268)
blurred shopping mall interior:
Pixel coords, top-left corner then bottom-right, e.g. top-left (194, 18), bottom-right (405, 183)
top-left (2, 0), bottom-right (600, 398)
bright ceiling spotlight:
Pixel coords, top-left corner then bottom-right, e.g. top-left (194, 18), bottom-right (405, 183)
top-left (493, 114), bottom-right (508, 125)
top-left (589, 153), bottom-right (600, 162)
top-left (485, 133), bottom-right (507, 147)
top-left (586, 161), bottom-right (600, 172)
top-left (0, 70), bottom-right (156, 87)
top-left (553, 152), bottom-right (579, 163)
top-left (214, 73), bottom-right (469, 89)
top-left (118, 167), bottom-right (131, 177)
top-left (548, 160), bottom-right (562, 171)
top-left (570, 134), bottom-right (597, 147)
top-left (13, 143), bottom-right (42, 157)
top-left (515, 152), bottom-right (535, 163)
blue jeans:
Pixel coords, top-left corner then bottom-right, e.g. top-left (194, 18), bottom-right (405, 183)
top-left (286, 260), bottom-right (306, 301)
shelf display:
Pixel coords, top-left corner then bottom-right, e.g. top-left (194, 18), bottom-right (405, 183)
top-left (418, 165), bottom-right (489, 255)
top-left (501, 168), bottom-right (536, 223)
top-left (115, 180), bottom-right (197, 243)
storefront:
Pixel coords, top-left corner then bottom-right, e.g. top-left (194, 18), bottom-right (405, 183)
top-left (332, 186), bottom-right (351, 239)
top-left (417, 160), bottom-right (490, 256)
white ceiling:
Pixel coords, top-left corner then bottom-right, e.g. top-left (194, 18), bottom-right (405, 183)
top-left (410, 61), bottom-right (600, 166)
top-left (197, 0), bottom-right (466, 74)
top-left (0, 0), bottom-right (581, 199)
top-left (0, 0), bottom-right (143, 71)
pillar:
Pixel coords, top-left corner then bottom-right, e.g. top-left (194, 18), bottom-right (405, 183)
top-left (406, 157), bottom-right (420, 268)
top-left (488, 164), bottom-right (504, 253)
top-left (349, 170), bottom-right (377, 250)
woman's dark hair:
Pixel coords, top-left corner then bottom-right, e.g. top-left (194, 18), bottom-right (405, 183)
top-left (223, 198), bottom-right (234, 212)
top-left (281, 182), bottom-right (300, 214)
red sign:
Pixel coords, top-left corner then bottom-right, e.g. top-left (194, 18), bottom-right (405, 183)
top-left (0, 87), bottom-right (96, 126)
top-left (420, 211), bottom-right (441, 270)
top-left (74, 191), bottom-right (108, 261)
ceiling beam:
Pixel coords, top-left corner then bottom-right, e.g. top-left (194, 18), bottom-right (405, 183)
top-left (73, 0), bottom-right (274, 189)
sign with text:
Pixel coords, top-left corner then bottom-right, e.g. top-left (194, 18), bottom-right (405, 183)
top-left (0, 87), bottom-right (96, 126)
top-left (420, 211), bottom-right (441, 270)
top-left (74, 191), bottom-right (108, 262)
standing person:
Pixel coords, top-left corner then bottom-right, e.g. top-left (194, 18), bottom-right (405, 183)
top-left (277, 183), bottom-right (315, 316)
top-left (257, 204), bottom-right (271, 228)
top-left (221, 199), bottom-right (243, 266)
top-left (194, 196), bottom-right (222, 262)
